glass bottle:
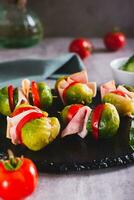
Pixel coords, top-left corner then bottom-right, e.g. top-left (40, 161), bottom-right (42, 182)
top-left (0, 0), bottom-right (44, 48)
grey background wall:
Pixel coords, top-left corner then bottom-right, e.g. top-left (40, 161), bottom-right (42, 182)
top-left (2, 0), bottom-right (134, 37)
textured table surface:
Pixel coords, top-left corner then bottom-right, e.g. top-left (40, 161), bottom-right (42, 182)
top-left (0, 38), bottom-right (134, 200)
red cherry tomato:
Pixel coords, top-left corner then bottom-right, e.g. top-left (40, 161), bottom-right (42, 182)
top-left (0, 153), bottom-right (38, 200)
top-left (8, 85), bottom-right (15, 112)
top-left (111, 90), bottom-right (126, 97)
top-left (31, 81), bottom-right (41, 108)
top-left (16, 112), bottom-right (45, 144)
top-left (104, 32), bottom-right (126, 51)
top-left (69, 38), bottom-right (93, 59)
top-left (91, 104), bottom-right (105, 140)
top-left (67, 104), bottom-right (84, 123)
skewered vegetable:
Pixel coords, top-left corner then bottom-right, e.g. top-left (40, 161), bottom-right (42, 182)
top-left (55, 70), bottom-right (96, 105)
top-left (7, 104), bottom-right (60, 151)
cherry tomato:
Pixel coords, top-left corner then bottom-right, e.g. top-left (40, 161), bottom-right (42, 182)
top-left (111, 90), bottom-right (126, 97)
top-left (8, 85), bottom-right (15, 112)
top-left (31, 81), bottom-right (41, 108)
top-left (69, 38), bottom-right (93, 59)
top-left (67, 104), bottom-right (83, 123)
top-left (91, 104), bottom-right (105, 139)
top-left (16, 112), bottom-right (45, 144)
top-left (0, 151), bottom-right (38, 200)
top-left (104, 32), bottom-right (126, 51)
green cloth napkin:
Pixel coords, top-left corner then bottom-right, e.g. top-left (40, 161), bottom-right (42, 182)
top-left (0, 53), bottom-right (85, 87)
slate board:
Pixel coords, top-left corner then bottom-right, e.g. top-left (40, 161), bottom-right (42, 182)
top-left (0, 91), bottom-right (134, 173)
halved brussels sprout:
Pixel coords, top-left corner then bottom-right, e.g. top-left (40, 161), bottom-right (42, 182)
top-left (87, 103), bottom-right (120, 138)
top-left (0, 87), bottom-right (18, 116)
top-left (0, 87), bottom-right (11, 116)
top-left (99, 103), bottom-right (120, 138)
top-left (60, 105), bottom-right (70, 124)
top-left (21, 117), bottom-right (60, 151)
top-left (103, 93), bottom-right (133, 116)
top-left (37, 82), bottom-right (53, 110)
top-left (65, 83), bottom-right (93, 105)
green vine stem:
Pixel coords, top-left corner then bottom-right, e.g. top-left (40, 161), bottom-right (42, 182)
top-left (1, 149), bottom-right (23, 171)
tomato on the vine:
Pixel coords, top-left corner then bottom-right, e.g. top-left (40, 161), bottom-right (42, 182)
top-left (0, 150), bottom-right (38, 200)
top-left (69, 38), bottom-right (93, 59)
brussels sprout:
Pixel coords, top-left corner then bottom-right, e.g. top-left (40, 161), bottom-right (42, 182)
top-left (99, 103), bottom-right (120, 138)
top-left (129, 120), bottom-right (134, 150)
top-left (0, 87), bottom-right (19, 116)
top-left (14, 88), bottom-right (19, 107)
top-left (65, 83), bottom-right (93, 105)
top-left (123, 85), bottom-right (134, 115)
top-left (131, 101), bottom-right (134, 116)
top-left (0, 87), bottom-right (11, 116)
top-left (103, 93), bottom-right (133, 115)
top-left (60, 105), bottom-right (70, 124)
top-left (21, 117), bottom-right (60, 151)
top-left (87, 103), bottom-right (120, 138)
top-left (37, 82), bottom-right (53, 110)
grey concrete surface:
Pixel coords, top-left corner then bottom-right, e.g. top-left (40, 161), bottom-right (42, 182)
top-left (0, 38), bottom-right (134, 200)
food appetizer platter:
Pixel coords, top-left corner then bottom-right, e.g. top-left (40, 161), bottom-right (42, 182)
top-left (0, 70), bottom-right (134, 173)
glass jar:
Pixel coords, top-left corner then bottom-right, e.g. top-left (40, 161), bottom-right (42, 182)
top-left (0, 0), bottom-right (44, 48)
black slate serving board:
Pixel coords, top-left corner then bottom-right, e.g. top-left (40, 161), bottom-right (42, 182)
top-left (0, 90), bottom-right (134, 173)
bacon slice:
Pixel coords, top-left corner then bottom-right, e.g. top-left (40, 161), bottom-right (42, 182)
top-left (6, 108), bottom-right (42, 144)
top-left (61, 106), bottom-right (91, 138)
top-left (100, 80), bottom-right (116, 99)
top-left (57, 70), bottom-right (96, 104)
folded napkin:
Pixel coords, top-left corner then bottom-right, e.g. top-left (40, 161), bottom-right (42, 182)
top-left (0, 53), bottom-right (85, 87)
